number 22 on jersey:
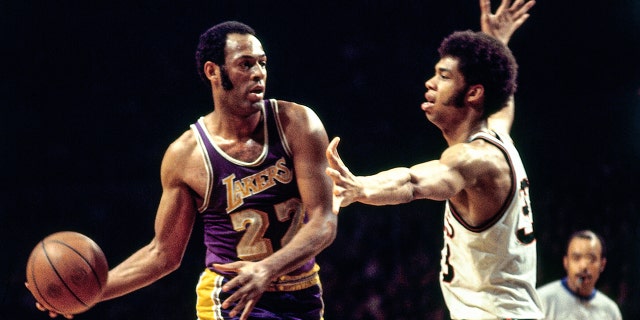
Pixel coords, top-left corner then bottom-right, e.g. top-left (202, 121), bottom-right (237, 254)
top-left (229, 198), bottom-right (305, 261)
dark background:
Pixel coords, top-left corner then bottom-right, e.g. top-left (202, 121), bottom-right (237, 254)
top-left (2, 0), bottom-right (639, 319)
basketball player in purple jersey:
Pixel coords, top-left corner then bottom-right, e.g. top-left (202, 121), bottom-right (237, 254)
top-left (31, 21), bottom-right (337, 320)
top-left (106, 21), bottom-right (337, 320)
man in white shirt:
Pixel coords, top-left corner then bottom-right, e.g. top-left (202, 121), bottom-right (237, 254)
top-left (537, 230), bottom-right (622, 320)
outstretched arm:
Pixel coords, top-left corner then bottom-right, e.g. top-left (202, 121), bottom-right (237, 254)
top-left (480, 0), bottom-right (535, 46)
top-left (325, 137), bottom-right (467, 211)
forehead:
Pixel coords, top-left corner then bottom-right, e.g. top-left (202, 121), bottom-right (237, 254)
top-left (435, 56), bottom-right (461, 73)
top-left (568, 237), bottom-right (602, 255)
top-left (225, 33), bottom-right (265, 61)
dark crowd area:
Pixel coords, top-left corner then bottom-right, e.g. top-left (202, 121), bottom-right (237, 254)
top-left (2, 0), bottom-right (639, 319)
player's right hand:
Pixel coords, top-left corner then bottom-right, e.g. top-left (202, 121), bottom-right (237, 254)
top-left (25, 282), bottom-right (74, 319)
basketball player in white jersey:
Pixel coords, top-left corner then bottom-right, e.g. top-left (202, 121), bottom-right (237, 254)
top-left (325, 0), bottom-right (542, 318)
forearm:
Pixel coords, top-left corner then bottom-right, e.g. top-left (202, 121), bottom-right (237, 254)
top-left (100, 242), bottom-right (179, 301)
top-left (355, 167), bottom-right (416, 206)
top-left (260, 213), bottom-right (337, 277)
top-left (488, 96), bottom-right (515, 134)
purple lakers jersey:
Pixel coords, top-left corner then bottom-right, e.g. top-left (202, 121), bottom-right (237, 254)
top-left (190, 99), bottom-right (314, 277)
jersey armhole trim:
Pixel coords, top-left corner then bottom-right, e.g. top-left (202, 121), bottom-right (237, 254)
top-left (448, 133), bottom-right (517, 232)
top-left (191, 119), bottom-right (214, 213)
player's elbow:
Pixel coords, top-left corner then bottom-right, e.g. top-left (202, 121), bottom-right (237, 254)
top-left (149, 243), bottom-right (183, 275)
top-left (161, 249), bottom-right (185, 273)
top-left (318, 215), bottom-right (338, 250)
top-left (164, 256), bottom-right (182, 273)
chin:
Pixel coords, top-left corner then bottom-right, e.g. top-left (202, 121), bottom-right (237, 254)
top-left (251, 100), bottom-right (265, 109)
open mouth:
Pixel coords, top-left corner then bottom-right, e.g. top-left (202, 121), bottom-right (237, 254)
top-left (248, 86), bottom-right (265, 101)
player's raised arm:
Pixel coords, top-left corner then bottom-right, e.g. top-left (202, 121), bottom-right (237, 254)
top-left (481, 0), bottom-right (534, 135)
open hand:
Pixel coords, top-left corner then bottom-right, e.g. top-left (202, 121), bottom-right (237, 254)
top-left (480, 0), bottom-right (536, 45)
top-left (325, 137), bottom-right (362, 213)
top-left (213, 261), bottom-right (272, 320)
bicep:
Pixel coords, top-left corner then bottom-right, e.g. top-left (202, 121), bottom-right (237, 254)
top-left (408, 159), bottom-right (467, 201)
top-left (286, 107), bottom-right (333, 219)
top-left (153, 147), bottom-right (198, 261)
top-left (153, 185), bottom-right (196, 253)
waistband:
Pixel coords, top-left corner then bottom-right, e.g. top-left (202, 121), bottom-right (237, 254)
top-left (266, 263), bottom-right (321, 292)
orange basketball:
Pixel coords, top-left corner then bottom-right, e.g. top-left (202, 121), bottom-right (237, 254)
top-left (25, 231), bottom-right (109, 315)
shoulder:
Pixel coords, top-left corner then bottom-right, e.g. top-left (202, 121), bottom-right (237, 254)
top-left (441, 139), bottom-right (509, 175)
top-left (273, 100), bottom-right (323, 126)
top-left (273, 99), bottom-right (327, 140)
top-left (537, 280), bottom-right (562, 295)
top-left (595, 291), bottom-right (622, 310)
top-left (166, 129), bottom-right (198, 160)
top-left (161, 128), bottom-right (199, 184)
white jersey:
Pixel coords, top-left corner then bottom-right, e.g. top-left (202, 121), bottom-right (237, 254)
top-left (537, 279), bottom-right (622, 320)
top-left (439, 131), bottom-right (543, 319)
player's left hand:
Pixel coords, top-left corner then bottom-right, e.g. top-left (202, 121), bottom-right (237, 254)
top-left (480, 0), bottom-right (536, 45)
top-left (213, 261), bottom-right (272, 320)
top-left (325, 137), bottom-right (362, 213)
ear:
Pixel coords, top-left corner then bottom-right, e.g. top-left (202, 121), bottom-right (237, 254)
top-left (600, 257), bottom-right (607, 273)
top-left (563, 255), bottom-right (569, 272)
top-left (204, 61), bottom-right (219, 82)
top-left (466, 84), bottom-right (484, 103)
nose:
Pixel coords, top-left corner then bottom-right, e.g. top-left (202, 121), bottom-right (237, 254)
top-left (252, 64), bottom-right (266, 81)
top-left (578, 257), bottom-right (591, 270)
top-left (425, 76), bottom-right (436, 91)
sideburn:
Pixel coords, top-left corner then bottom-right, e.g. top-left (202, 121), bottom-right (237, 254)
top-left (220, 65), bottom-right (234, 90)
top-left (449, 85), bottom-right (469, 108)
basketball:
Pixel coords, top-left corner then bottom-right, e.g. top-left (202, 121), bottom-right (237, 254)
top-left (25, 231), bottom-right (109, 315)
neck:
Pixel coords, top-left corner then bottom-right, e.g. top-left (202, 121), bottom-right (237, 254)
top-left (208, 107), bottom-right (264, 140)
top-left (442, 121), bottom-right (488, 146)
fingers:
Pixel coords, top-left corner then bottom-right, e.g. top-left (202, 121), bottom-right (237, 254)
top-left (213, 261), bottom-right (242, 272)
top-left (224, 287), bottom-right (262, 319)
top-left (213, 262), bottom-right (246, 294)
top-left (485, 0), bottom-right (534, 18)
top-left (326, 137), bottom-right (342, 167)
top-left (514, 0), bottom-right (535, 19)
top-left (510, 0), bottom-right (535, 17)
top-left (326, 138), bottom-right (350, 178)
top-left (326, 163), bottom-right (346, 214)
top-left (510, 0), bottom-right (535, 29)
top-left (32, 298), bottom-right (74, 319)
top-left (508, 0), bottom-right (525, 12)
top-left (238, 298), bottom-right (259, 320)
top-left (498, 0), bottom-right (510, 13)
top-left (479, 0), bottom-right (491, 15)
top-left (332, 194), bottom-right (342, 215)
